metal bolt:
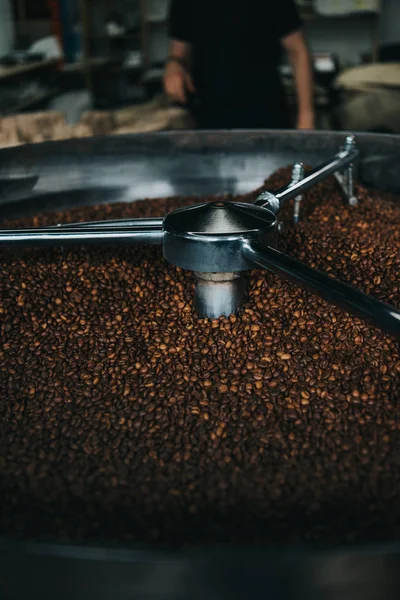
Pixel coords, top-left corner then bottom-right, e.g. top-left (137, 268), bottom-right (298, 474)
top-left (291, 162), bottom-right (305, 225)
top-left (344, 135), bottom-right (356, 151)
top-left (254, 191), bottom-right (280, 214)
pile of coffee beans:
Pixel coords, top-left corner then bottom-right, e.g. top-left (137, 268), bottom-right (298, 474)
top-left (0, 168), bottom-right (399, 549)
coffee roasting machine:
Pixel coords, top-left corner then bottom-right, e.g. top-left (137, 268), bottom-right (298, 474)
top-left (0, 134), bottom-right (399, 340)
top-left (0, 130), bottom-right (399, 599)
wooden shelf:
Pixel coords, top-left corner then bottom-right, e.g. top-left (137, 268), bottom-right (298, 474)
top-left (62, 58), bottom-right (114, 72)
top-left (146, 15), bottom-right (167, 24)
top-left (301, 10), bottom-right (379, 21)
top-left (0, 60), bottom-right (57, 81)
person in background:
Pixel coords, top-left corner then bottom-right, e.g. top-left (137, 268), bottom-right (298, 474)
top-left (163, 0), bottom-right (315, 130)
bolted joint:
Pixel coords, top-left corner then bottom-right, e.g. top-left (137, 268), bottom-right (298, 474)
top-left (253, 191), bottom-right (281, 214)
top-left (344, 134), bottom-right (356, 152)
top-left (291, 162), bottom-right (305, 185)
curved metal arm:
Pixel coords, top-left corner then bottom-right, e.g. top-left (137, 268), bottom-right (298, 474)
top-left (274, 146), bottom-right (359, 206)
top-left (254, 137), bottom-right (359, 213)
top-left (0, 224), bottom-right (164, 246)
top-left (242, 242), bottom-right (400, 341)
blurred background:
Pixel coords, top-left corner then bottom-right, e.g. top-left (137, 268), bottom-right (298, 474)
top-left (0, 0), bottom-right (399, 146)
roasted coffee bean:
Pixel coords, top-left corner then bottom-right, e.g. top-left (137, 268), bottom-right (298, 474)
top-left (0, 168), bottom-right (399, 549)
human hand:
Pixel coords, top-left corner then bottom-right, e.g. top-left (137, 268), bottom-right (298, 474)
top-left (163, 60), bottom-right (195, 105)
top-left (297, 110), bottom-right (315, 130)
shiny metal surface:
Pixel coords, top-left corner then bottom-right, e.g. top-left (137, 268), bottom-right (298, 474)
top-left (55, 217), bottom-right (163, 229)
top-left (344, 135), bottom-right (358, 206)
top-left (275, 144), bottom-right (359, 205)
top-left (164, 201), bottom-right (277, 235)
top-left (2, 130), bottom-right (396, 215)
top-left (0, 135), bottom-right (390, 324)
top-left (334, 171), bottom-right (353, 205)
top-left (163, 201), bottom-right (277, 273)
top-left (194, 272), bottom-right (248, 318)
top-left (254, 137), bottom-right (358, 219)
top-left (0, 174), bottom-right (38, 201)
top-left (0, 134), bottom-right (395, 329)
top-left (0, 224), bottom-right (164, 245)
top-left (253, 190), bottom-right (281, 213)
top-left (291, 162), bottom-right (305, 224)
top-left (254, 162), bottom-right (305, 215)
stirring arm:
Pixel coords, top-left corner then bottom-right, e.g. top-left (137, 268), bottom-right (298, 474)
top-left (0, 222), bottom-right (164, 246)
top-left (242, 241), bottom-right (400, 341)
top-left (254, 137), bottom-right (359, 211)
top-left (54, 217), bottom-right (163, 229)
top-left (275, 146), bottom-right (359, 205)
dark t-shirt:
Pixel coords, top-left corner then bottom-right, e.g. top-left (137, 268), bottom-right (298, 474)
top-left (168, 0), bottom-right (302, 128)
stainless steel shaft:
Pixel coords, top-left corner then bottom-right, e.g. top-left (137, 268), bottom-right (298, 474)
top-left (194, 272), bottom-right (247, 318)
top-left (0, 225), bottom-right (164, 245)
top-left (55, 218), bottom-right (163, 229)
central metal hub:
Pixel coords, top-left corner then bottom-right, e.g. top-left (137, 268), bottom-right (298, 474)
top-left (163, 201), bottom-right (277, 317)
top-left (163, 201), bottom-right (277, 272)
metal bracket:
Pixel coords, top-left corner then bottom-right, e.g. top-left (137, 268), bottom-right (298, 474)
top-left (342, 135), bottom-right (358, 207)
